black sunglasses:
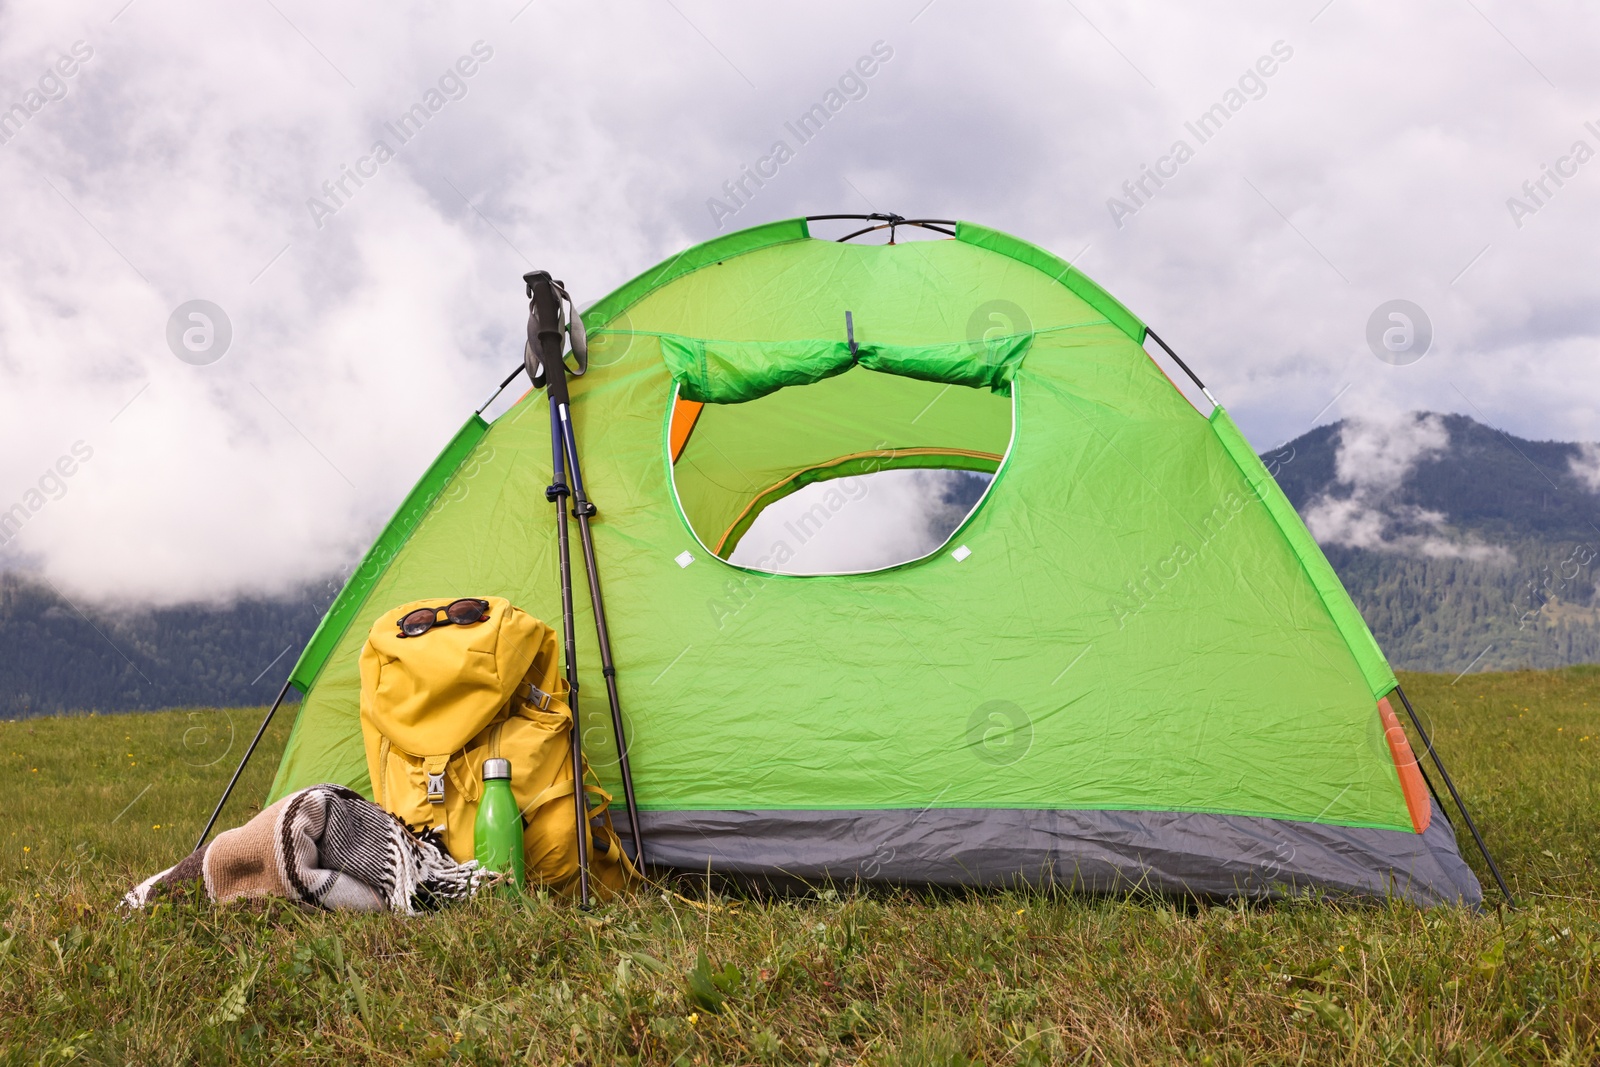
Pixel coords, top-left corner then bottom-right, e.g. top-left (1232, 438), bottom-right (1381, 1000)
top-left (396, 598), bottom-right (490, 638)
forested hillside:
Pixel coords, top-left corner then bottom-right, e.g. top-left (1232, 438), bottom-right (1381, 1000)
top-left (1326, 541), bottom-right (1600, 671)
top-left (0, 574), bottom-right (325, 717)
top-left (1270, 413), bottom-right (1600, 674)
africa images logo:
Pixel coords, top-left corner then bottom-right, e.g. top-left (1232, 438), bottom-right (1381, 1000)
top-left (0, 41), bottom-right (94, 147)
top-left (166, 300), bottom-right (233, 365)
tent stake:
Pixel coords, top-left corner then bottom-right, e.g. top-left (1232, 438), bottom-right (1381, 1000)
top-left (1394, 683), bottom-right (1515, 906)
top-left (194, 677), bottom-right (295, 851)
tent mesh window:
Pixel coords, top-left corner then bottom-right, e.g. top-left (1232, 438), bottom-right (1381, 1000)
top-left (667, 367), bottom-right (1014, 575)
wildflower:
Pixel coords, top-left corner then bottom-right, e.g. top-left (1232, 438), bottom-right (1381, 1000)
top-left (688, 1012), bottom-right (700, 1026)
top-left (23, 846), bottom-right (29, 853)
top-left (152, 824), bottom-right (162, 830)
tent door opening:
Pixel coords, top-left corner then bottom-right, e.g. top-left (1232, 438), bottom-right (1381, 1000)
top-left (667, 366), bottom-right (1014, 576)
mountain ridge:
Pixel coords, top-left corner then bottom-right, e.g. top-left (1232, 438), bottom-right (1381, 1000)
top-left (1269, 412), bottom-right (1600, 674)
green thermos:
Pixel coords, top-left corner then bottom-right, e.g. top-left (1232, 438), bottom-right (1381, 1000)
top-left (474, 758), bottom-right (525, 890)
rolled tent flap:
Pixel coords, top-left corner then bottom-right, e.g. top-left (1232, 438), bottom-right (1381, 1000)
top-left (659, 333), bottom-right (1033, 403)
top-left (660, 335), bottom-right (855, 404)
top-left (857, 334), bottom-right (1030, 393)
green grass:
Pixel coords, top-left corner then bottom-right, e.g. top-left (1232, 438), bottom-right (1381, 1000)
top-left (2, 669), bottom-right (1599, 1065)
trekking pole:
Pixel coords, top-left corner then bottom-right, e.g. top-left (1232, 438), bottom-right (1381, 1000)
top-left (523, 273), bottom-right (647, 870)
top-left (525, 271), bottom-right (591, 906)
top-left (557, 419), bottom-right (648, 866)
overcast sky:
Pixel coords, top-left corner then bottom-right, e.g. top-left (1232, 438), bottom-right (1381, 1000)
top-left (1, 0), bottom-right (1596, 604)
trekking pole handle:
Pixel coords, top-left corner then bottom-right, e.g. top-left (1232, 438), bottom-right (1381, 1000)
top-left (524, 271), bottom-right (566, 390)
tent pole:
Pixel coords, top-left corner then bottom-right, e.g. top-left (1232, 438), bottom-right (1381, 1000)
top-left (1393, 683), bottom-right (1515, 906)
top-left (194, 677), bottom-right (295, 851)
top-left (558, 409), bottom-right (648, 867)
top-left (1387, 689), bottom-right (1451, 825)
top-left (1410, 737), bottom-right (1452, 828)
top-left (528, 271), bottom-right (592, 906)
top-left (1417, 764), bottom-right (1453, 829)
top-left (475, 362), bottom-right (529, 416)
top-left (1144, 328), bottom-right (1218, 407)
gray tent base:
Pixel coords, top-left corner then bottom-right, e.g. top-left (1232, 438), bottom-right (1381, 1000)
top-left (641, 802), bottom-right (1482, 908)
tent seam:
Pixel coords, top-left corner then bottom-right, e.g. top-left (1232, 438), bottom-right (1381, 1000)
top-left (1208, 407), bottom-right (1398, 703)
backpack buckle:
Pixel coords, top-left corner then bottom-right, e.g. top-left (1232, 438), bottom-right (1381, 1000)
top-left (524, 682), bottom-right (553, 711)
top-left (426, 771), bottom-right (446, 804)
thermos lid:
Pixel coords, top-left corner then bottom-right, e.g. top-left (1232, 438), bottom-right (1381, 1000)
top-left (482, 757), bottom-right (512, 781)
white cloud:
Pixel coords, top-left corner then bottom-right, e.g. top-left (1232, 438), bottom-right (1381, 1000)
top-left (0, 1), bottom-right (1595, 603)
top-left (728, 469), bottom-right (982, 575)
top-left (1304, 413), bottom-right (1509, 561)
top-left (1329, 412), bottom-right (1450, 493)
top-left (1570, 443), bottom-right (1600, 492)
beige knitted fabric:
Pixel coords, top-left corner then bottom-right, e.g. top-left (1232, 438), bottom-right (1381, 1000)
top-left (202, 795), bottom-right (292, 904)
top-left (122, 785), bottom-right (497, 913)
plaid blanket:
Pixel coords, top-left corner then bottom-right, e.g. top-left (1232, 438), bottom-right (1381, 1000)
top-left (123, 784), bottom-right (499, 914)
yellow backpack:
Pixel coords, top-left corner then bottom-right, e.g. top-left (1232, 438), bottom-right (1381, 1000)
top-left (357, 595), bottom-right (636, 897)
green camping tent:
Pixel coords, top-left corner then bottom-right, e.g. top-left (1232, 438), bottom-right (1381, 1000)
top-left (257, 215), bottom-right (1484, 905)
